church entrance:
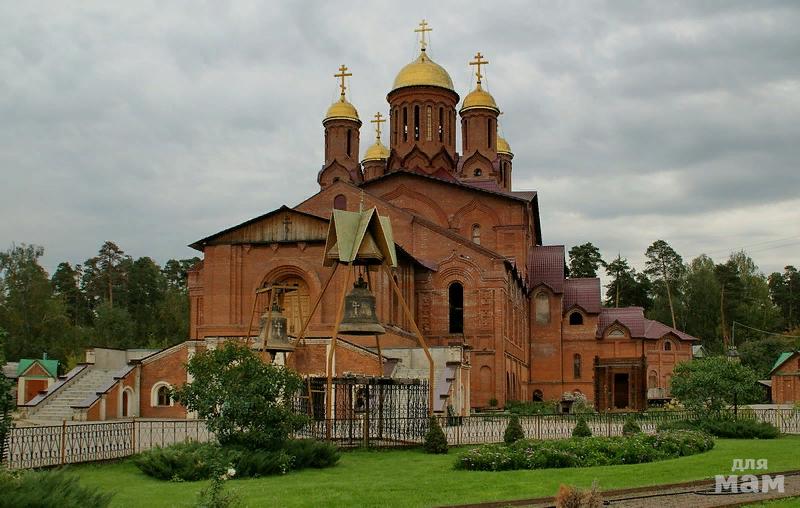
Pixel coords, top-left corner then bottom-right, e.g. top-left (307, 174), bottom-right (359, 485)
top-left (613, 373), bottom-right (629, 409)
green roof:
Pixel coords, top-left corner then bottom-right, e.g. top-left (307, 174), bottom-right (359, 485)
top-left (17, 358), bottom-right (59, 378)
top-left (769, 351), bottom-right (797, 375)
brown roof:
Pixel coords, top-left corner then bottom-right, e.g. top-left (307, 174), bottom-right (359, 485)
top-left (596, 307), bottom-right (699, 341)
top-left (563, 278), bottom-right (601, 314)
top-left (528, 245), bottom-right (565, 293)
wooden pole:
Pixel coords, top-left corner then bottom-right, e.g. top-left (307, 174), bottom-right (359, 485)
top-left (326, 264), bottom-right (351, 436)
top-left (364, 268), bottom-right (384, 375)
top-left (261, 288), bottom-right (275, 362)
top-left (245, 287), bottom-right (260, 347)
top-left (382, 263), bottom-right (435, 415)
top-left (295, 264), bottom-right (338, 346)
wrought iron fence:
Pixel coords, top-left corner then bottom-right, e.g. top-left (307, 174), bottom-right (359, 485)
top-left (3, 419), bottom-right (212, 469)
top-left (3, 409), bottom-right (798, 468)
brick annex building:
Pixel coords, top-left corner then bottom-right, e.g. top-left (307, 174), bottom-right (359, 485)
top-left (185, 25), bottom-right (699, 414)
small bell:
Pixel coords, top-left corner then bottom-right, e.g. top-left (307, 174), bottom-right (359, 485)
top-left (258, 301), bottom-right (295, 353)
top-left (339, 275), bottom-right (386, 335)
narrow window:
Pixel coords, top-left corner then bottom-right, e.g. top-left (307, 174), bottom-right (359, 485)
top-left (426, 106), bottom-right (432, 141)
top-left (451, 111), bottom-right (456, 145)
top-left (488, 118), bottom-right (493, 149)
top-left (471, 224), bottom-right (481, 245)
top-left (346, 129), bottom-right (352, 157)
top-left (438, 107), bottom-right (444, 142)
top-left (448, 282), bottom-right (464, 333)
top-left (464, 120), bottom-right (469, 150)
top-left (403, 107), bottom-right (408, 142)
top-left (392, 108), bottom-right (397, 144)
top-left (569, 312), bottom-right (583, 325)
top-left (333, 194), bottom-right (347, 210)
top-left (414, 105), bottom-right (420, 141)
top-left (573, 354), bottom-right (582, 379)
top-left (157, 386), bottom-right (171, 406)
top-left (664, 340), bottom-right (672, 351)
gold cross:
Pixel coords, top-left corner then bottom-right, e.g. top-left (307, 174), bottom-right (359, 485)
top-left (414, 19), bottom-right (432, 51)
top-left (469, 52), bottom-right (489, 85)
top-left (334, 64), bottom-right (352, 99)
top-left (370, 112), bottom-right (386, 140)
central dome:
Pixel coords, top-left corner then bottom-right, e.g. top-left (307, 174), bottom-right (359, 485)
top-left (392, 51), bottom-right (455, 92)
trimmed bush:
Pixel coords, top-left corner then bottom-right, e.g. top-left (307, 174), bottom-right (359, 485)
top-left (0, 469), bottom-right (113, 508)
top-left (504, 416), bottom-right (525, 444)
top-left (506, 400), bottom-right (558, 415)
top-left (283, 439), bottom-right (340, 469)
top-left (572, 416), bottom-right (592, 437)
top-left (658, 418), bottom-right (780, 439)
top-left (234, 449), bottom-right (293, 477)
top-left (622, 416), bottom-right (642, 436)
top-left (133, 442), bottom-right (227, 481)
top-left (455, 430), bottom-right (714, 471)
top-left (424, 416), bottom-right (449, 454)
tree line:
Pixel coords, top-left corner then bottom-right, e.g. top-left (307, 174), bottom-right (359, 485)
top-left (0, 241), bottom-right (199, 371)
top-left (567, 240), bottom-right (800, 377)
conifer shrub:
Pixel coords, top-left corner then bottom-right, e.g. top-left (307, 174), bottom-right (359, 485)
top-left (282, 439), bottom-right (340, 469)
top-left (622, 416), bottom-right (642, 436)
top-left (0, 469), bottom-right (113, 508)
top-left (133, 442), bottom-right (226, 481)
top-left (572, 416), bottom-right (592, 437)
top-left (658, 417), bottom-right (779, 439)
top-left (423, 416), bottom-right (449, 454)
top-left (503, 415), bottom-right (525, 444)
top-left (233, 449), bottom-right (293, 478)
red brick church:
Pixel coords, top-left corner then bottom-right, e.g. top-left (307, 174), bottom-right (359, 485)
top-left (184, 22), bottom-right (699, 413)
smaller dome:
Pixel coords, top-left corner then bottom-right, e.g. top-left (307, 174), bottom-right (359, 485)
top-left (497, 136), bottom-right (512, 155)
top-left (392, 52), bottom-right (455, 92)
top-left (324, 98), bottom-right (360, 123)
top-left (460, 85), bottom-right (499, 114)
top-left (362, 139), bottom-right (389, 162)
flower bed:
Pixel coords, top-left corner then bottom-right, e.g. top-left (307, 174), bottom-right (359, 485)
top-left (455, 430), bottom-right (714, 471)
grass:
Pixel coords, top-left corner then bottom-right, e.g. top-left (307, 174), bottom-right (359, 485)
top-left (69, 436), bottom-right (800, 508)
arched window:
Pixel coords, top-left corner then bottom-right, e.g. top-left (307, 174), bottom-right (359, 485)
top-left (414, 105), bottom-right (420, 141)
top-left (664, 340), bottom-right (672, 351)
top-left (471, 224), bottom-right (481, 245)
top-left (535, 292), bottom-right (550, 324)
top-left (649, 370), bottom-right (658, 388)
top-left (346, 129), bottom-right (352, 157)
top-left (569, 312), bottom-right (583, 325)
top-left (151, 382), bottom-right (174, 407)
top-left (438, 107), bottom-right (444, 142)
top-left (532, 389), bottom-right (543, 402)
top-left (333, 194), bottom-right (347, 210)
top-left (448, 282), bottom-right (464, 334)
top-left (392, 108), bottom-right (397, 144)
top-left (573, 354), bottom-right (582, 379)
top-left (487, 118), bottom-right (493, 149)
top-left (402, 107), bottom-right (408, 142)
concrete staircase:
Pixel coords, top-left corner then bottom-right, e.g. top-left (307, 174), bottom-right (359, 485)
top-left (27, 368), bottom-right (117, 422)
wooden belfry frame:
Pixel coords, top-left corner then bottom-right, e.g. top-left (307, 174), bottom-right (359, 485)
top-left (245, 284), bottom-right (307, 362)
top-left (289, 206), bottom-right (435, 424)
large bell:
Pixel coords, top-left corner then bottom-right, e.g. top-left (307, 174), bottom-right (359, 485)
top-left (339, 275), bottom-right (386, 335)
top-left (258, 301), bottom-right (295, 353)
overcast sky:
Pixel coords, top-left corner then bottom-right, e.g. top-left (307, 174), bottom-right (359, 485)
top-left (1, 1), bottom-right (798, 280)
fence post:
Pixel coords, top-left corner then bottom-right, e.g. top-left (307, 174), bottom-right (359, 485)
top-left (59, 419), bottom-right (67, 465)
top-left (606, 413), bottom-right (611, 437)
top-left (131, 417), bottom-right (136, 454)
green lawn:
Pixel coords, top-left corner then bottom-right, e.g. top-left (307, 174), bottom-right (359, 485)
top-left (70, 436), bottom-right (800, 508)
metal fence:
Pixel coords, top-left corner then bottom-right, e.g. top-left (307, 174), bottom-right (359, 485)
top-left (3, 409), bottom-right (798, 468)
top-left (3, 419), bottom-right (212, 469)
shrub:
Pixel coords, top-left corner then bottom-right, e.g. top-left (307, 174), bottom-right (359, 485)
top-left (555, 482), bottom-right (602, 508)
top-left (424, 417), bottom-right (449, 454)
top-left (194, 465), bottom-right (240, 508)
top-left (504, 416), bottom-right (525, 444)
top-left (488, 397), bottom-right (499, 408)
top-left (133, 442), bottom-right (229, 482)
top-left (0, 469), bottom-right (113, 508)
top-left (283, 439), bottom-right (340, 469)
top-left (233, 449), bottom-right (293, 477)
top-left (572, 416), bottom-right (592, 437)
top-left (622, 416), bottom-right (642, 436)
top-left (456, 431), bottom-right (713, 471)
top-left (658, 417), bottom-right (780, 439)
top-left (506, 400), bottom-right (558, 415)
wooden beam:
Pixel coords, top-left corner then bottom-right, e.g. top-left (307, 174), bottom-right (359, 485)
top-left (382, 263), bottom-right (435, 415)
top-left (326, 265), bottom-right (351, 435)
top-left (294, 264), bottom-right (338, 346)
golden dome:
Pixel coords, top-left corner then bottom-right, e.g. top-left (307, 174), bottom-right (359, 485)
top-left (497, 136), bottom-right (512, 155)
top-left (324, 98), bottom-right (360, 123)
top-left (460, 85), bottom-right (499, 113)
top-left (362, 139), bottom-right (389, 162)
top-left (392, 51), bottom-right (455, 92)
